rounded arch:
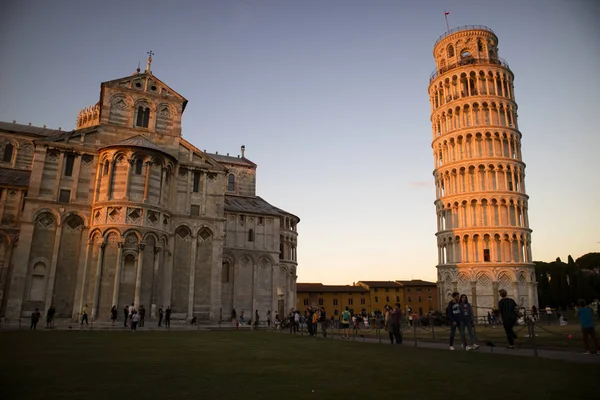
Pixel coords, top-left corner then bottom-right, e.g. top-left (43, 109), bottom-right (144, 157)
top-left (257, 254), bottom-right (276, 268)
top-left (240, 253), bottom-right (256, 266)
top-left (61, 210), bottom-right (88, 227)
top-left (109, 93), bottom-right (133, 106)
top-left (32, 208), bottom-right (60, 225)
top-left (496, 269), bottom-right (515, 281)
top-left (88, 228), bottom-right (103, 240)
top-left (143, 231), bottom-right (160, 244)
top-left (133, 98), bottom-right (156, 112)
top-left (102, 228), bottom-right (123, 239)
top-left (122, 250), bottom-right (139, 260)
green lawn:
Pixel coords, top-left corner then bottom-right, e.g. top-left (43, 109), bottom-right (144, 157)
top-left (0, 331), bottom-right (596, 400)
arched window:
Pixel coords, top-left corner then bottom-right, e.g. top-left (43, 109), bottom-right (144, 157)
top-left (29, 262), bottom-right (46, 301)
top-left (136, 106), bottom-right (150, 128)
top-left (227, 174), bottom-right (235, 192)
top-left (102, 161), bottom-right (109, 175)
top-left (135, 159), bottom-right (143, 175)
top-left (3, 143), bottom-right (13, 163)
top-left (248, 229), bottom-right (254, 242)
top-left (448, 45), bottom-right (454, 58)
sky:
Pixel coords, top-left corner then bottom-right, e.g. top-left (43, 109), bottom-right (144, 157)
top-left (1, 0), bottom-right (599, 284)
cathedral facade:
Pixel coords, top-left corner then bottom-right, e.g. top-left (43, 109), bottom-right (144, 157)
top-left (0, 58), bottom-right (299, 322)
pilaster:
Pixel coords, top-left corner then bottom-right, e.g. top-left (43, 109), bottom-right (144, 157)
top-left (5, 222), bottom-right (34, 319)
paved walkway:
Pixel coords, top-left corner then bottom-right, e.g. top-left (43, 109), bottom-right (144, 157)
top-left (269, 329), bottom-right (600, 365)
top-left (4, 319), bottom-right (599, 365)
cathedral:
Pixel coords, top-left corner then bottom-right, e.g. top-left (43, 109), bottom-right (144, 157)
top-left (0, 55), bottom-right (299, 322)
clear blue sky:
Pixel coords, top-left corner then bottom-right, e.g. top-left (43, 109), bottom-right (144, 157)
top-left (1, 0), bottom-right (598, 284)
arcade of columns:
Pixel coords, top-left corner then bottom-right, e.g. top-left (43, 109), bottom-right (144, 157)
top-left (429, 26), bottom-right (536, 312)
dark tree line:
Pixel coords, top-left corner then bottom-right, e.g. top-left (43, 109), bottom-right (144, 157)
top-left (535, 252), bottom-right (600, 309)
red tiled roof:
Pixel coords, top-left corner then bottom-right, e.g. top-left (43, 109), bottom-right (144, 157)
top-left (357, 281), bottom-right (402, 288)
top-left (396, 280), bottom-right (436, 286)
top-left (297, 283), bottom-right (367, 293)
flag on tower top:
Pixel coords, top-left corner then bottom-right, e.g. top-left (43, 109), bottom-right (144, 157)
top-left (445, 11), bottom-right (450, 15)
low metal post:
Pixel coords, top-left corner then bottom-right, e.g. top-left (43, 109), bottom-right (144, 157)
top-left (413, 321), bottom-right (418, 347)
top-left (530, 319), bottom-right (538, 357)
top-left (377, 316), bottom-right (382, 344)
top-left (431, 316), bottom-right (435, 340)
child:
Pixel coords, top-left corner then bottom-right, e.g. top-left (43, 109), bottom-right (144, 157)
top-left (577, 299), bottom-right (600, 355)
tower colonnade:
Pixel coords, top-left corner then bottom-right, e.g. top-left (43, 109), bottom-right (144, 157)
top-left (429, 26), bottom-right (536, 313)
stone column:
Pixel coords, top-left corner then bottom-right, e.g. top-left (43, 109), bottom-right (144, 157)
top-left (210, 234), bottom-right (224, 320)
top-left (134, 242), bottom-right (145, 308)
top-left (512, 282), bottom-right (519, 302)
top-left (111, 241), bottom-right (124, 310)
top-left (91, 242), bottom-right (106, 319)
top-left (53, 151), bottom-right (65, 200)
top-left (143, 162), bottom-right (151, 202)
top-left (74, 238), bottom-right (92, 320)
top-left (492, 281), bottom-right (499, 307)
top-left (69, 155), bottom-right (82, 202)
top-left (0, 191), bottom-right (6, 235)
top-left (527, 282), bottom-right (534, 309)
top-left (151, 246), bottom-right (162, 318)
top-left (44, 223), bottom-right (63, 309)
top-left (186, 169), bottom-right (193, 212)
top-left (124, 159), bottom-right (133, 200)
top-left (106, 159), bottom-right (115, 201)
top-left (158, 168), bottom-right (165, 207)
top-left (0, 240), bottom-right (15, 310)
top-left (187, 234), bottom-right (198, 319)
top-left (28, 148), bottom-right (47, 197)
top-left (163, 236), bottom-right (175, 307)
top-left (471, 281), bottom-right (478, 317)
top-left (93, 159), bottom-right (103, 202)
top-left (5, 222), bottom-right (35, 319)
top-left (201, 172), bottom-right (207, 215)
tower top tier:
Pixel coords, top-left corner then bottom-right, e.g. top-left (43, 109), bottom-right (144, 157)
top-left (430, 25), bottom-right (509, 84)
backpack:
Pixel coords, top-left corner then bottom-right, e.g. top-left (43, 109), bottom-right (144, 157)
top-left (342, 311), bottom-right (350, 322)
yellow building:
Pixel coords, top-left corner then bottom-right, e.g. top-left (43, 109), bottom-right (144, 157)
top-left (396, 280), bottom-right (438, 315)
top-left (296, 283), bottom-right (369, 318)
top-left (355, 281), bottom-right (404, 314)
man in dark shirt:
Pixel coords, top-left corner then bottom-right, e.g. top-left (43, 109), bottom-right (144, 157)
top-left (446, 292), bottom-right (462, 350)
top-left (498, 289), bottom-right (518, 348)
top-left (165, 306), bottom-right (171, 328)
top-left (30, 308), bottom-right (41, 330)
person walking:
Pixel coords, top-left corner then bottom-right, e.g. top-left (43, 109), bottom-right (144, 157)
top-left (341, 306), bottom-right (351, 339)
top-left (131, 311), bottom-right (139, 331)
top-left (123, 305), bottom-right (129, 327)
top-left (459, 294), bottom-right (479, 350)
top-left (576, 299), bottom-right (600, 354)
top-left (110, 306), bottom-right (117, 326)
top-left (319, 306), bottom-right (327, 338)
top-left (498, 289), bottom-right (518, 348)
top-left (165, 306), bottom-right (171, 328)
top-left (384, 305), bottom-right (394, 344)
top-left (391, 303), bottom-right (403, 344)
top-left (30, 308), bottom-right (41, 330)
top-left (266, 310), bottom-right (272, 329)
top-left (158, 306), bottom-right (164, 327)
top-left (139, 305), bottom-right (146, 327)
top-left (446, 292), bottom-right (462, 350)
top-left (81, 304), bottom-right (89, 325)
top-left (46, 305), bottom-right (56, 329)
top-left (254, 310), bottom-right (260, 330)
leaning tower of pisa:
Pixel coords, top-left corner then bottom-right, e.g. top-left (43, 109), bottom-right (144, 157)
top-left (428, 26), bottom-right (537, 314)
